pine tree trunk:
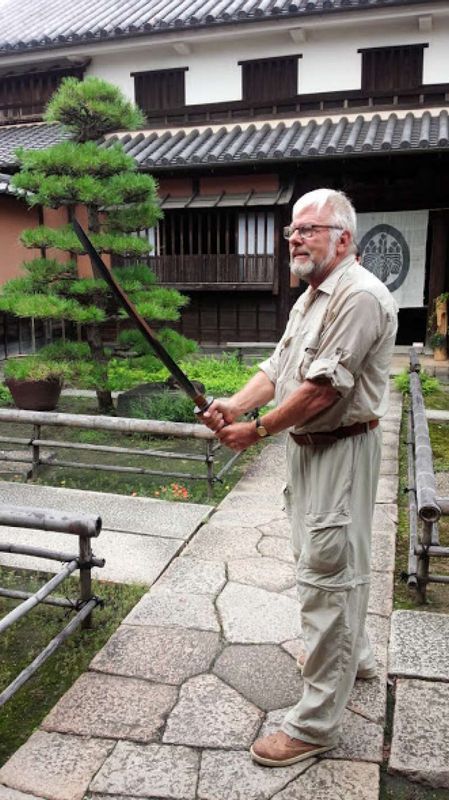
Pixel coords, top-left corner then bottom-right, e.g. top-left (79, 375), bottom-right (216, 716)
top-left (85, 323), bottom-right (114, 413)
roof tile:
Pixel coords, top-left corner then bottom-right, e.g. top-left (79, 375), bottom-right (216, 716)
top-left (0, 0), bottom-right (437, 53)
top-left (1, 111), bottom-right (448, 171)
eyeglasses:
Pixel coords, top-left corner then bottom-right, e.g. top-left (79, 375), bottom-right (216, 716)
top-left (282, 224), bottom-right (343, 241)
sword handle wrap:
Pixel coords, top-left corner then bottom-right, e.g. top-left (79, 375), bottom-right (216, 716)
top-left (194, 396), bottom-right (214, 416)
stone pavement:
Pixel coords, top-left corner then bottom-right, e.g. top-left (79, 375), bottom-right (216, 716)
top-left (0, 482), bottom-right (213, 584)
top-left (0, 388), bottom-right (403, 800)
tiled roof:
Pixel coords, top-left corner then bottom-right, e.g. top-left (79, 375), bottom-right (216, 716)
top-left (107, 110), bottom-right (449, 168)
top-left (0, 123), bottom-right (70, 168)
top-left (1, 111), bottom-right (448, 171)
top-left (0, 0), bottom-right (438, 54)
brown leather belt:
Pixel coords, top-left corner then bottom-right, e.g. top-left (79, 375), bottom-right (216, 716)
top-left (290, 419), bottom-right (379, 447)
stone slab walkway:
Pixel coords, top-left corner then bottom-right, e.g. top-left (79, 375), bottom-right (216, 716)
top-left (0, 387), bottom-right (403, 800)
top-left (388, 610), bottom-right (449, 787)
top-left (0, 482), bottom-right (213, 584)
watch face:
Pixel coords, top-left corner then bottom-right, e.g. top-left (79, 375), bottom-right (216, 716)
top-left (256, 424), bottom-right (268, 438)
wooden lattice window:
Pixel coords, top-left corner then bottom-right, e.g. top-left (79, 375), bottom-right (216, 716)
top-left (359, 44), bottom-right (428, 92)
top-left (0, 63), bottom-right (87, 121)
top-left (132, 68), bottom-right (188, 113)
top-left (239, 55), bottom-right (300, 102)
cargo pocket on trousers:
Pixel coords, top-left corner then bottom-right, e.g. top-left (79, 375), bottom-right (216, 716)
top-left (303, 510), bottom-right (350, 575)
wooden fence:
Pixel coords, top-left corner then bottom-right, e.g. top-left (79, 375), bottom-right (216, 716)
top-left (0, 505), bottom-right (104, 706)
top-left (407, 348), bottom-right (449, 602)
top-left (0, 408), bottom-right (239, 497)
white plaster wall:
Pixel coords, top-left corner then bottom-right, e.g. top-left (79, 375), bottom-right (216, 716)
top-left (90, 36), bottom-right (304, 105)
top-left (87, 14), bottom-right (449, 105)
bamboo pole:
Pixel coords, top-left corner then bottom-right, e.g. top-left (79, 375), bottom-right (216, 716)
top-left (0, 560), bottom-right (79, 635)
top-left (0, 505), bottom-right (101, 537)
top-left (0, 588), bottom-right (76, 609)
top-left (437, 496), bottom-right (449, 514)
top-left (0, 542), bottom-right (105, 567)
top-left (406, 411), bottom-right (420, 598)
top-left (414, 544), bottom-right (449, 557)
top-left (0, 597), bottom-right (98, 707)
top-left (409, 371), bottom-right (441, 523)
top-left (32, 423), bottom-right (40, 480)
top-left (409, 346), bottom-right (421, 374)
top-left (38, 456), bottom-right (209, 481)
top-left (79, 536), bottom-right (93, 629)
top-left (34, 438), bottom-right (206, 461)
top-left (0, 408), bottom-right (214, 440)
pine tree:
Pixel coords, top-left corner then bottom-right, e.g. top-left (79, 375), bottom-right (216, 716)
top-left (0, 77), bottom-right (194, 412)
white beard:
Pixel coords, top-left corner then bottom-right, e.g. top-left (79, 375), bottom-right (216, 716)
top-left (290, 241), bottom-right (338, 282)
top-left (290, 257), bottom-right (316, 280)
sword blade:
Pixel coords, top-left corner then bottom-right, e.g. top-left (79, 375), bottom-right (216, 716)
top-left (72, 218), bottom-right (211, 412)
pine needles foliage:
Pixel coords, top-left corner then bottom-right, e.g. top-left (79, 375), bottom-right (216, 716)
top-left (1, 77), bottom-right (194, 413)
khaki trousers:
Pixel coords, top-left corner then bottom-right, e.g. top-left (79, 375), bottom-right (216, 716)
top-left (281, 426), bottom-right (382, 745)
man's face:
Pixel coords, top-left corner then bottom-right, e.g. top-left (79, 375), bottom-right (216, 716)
top-left (288, 203), bottom-right (342, 283)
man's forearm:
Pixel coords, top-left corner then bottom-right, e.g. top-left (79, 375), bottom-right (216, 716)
top-left (260, 379), bottom-right (338, 435)
top-left (230, 370), bottom-right (275, 416)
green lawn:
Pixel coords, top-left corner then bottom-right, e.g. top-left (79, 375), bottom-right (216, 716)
top-left (0, 394), bottom-right (261, 506)
top-left (0, 567), bottom-right (146, 766)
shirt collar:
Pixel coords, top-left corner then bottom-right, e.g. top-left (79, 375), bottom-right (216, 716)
top-left (312, 254), bottom-right (356, 297)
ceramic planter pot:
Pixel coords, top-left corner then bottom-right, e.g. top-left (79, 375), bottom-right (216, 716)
top-left (6, 378), bottom-right (63, 411)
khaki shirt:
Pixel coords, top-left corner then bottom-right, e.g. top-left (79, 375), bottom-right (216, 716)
top-left (259, 255), bottom-right (398, 433)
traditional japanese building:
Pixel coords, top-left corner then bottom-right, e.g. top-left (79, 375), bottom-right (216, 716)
top-left (0, 0), bottom-right (448, 344)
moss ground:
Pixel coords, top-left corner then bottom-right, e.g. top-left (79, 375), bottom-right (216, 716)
top-left (0, 567), bottom-right (146, 766)
top-left (379, 382), bottom-right (449, 798)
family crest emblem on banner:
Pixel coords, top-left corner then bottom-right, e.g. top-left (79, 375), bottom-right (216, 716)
top-left (359, 223), bottom-right (410, 292)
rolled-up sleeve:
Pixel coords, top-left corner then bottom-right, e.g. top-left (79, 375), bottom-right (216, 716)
top-left (259, 351), bottom-right (279, 384)
top-left (304, 290), bottom-right (384, 397)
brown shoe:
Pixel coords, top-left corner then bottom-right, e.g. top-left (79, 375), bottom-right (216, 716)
top-left (296, 652), bottom-right (376, 681)
top-left (250, 730), bottom-right (333, 767)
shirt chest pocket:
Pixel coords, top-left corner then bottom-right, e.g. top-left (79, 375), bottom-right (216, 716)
top-left (298, 334), bottom-right (320, 380)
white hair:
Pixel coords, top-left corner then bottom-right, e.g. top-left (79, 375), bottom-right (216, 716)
top-left (292, 189), bottom-right (357, 249)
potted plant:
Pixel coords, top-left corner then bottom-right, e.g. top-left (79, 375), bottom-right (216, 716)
top-left (429, 332), bottom-right (448, 362)
top-left (4, 357), bottom-right (71, 410)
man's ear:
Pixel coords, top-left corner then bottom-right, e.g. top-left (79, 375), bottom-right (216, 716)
top-left (337, 230), bottom-right (351, 252)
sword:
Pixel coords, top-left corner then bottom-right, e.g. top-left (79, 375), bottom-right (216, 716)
top-left (72, 218), bottom-right (212, 414)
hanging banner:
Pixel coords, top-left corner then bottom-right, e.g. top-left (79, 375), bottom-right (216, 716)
top-left (357, 210), bottom-right (429, 308)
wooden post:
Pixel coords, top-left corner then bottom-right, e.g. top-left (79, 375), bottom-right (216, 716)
top-left (30, 317), bottom-right (36, 353)
top-left (206, 440), bottom-right (214, 500)
top-left (79, 535), bottom-right (93, 629)
top-left (31, 424), bottom-right (40, 480)
top-left (417, 519), bottom-right (432, 602)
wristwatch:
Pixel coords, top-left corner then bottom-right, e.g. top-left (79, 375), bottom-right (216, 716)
top-left (255, 415), bottom-right (270, 438)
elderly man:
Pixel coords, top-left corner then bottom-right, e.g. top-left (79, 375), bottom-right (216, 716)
top-left (203, 188), bottom-right (398, 767)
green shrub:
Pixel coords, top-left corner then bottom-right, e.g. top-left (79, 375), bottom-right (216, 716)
top-left (128, 391), bottom-right (197, 423)
top-left (394, 369), bottom-right (441, 396)
top-left (39, 341), bottom-right (92, 361)
top-left (3, 357), bottom-right (72, 382)
top-left (106, 353), bottom-right (258, 395)
top-left (0, 384), bottom-right (12, 406)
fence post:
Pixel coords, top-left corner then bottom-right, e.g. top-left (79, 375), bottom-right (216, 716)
top-left (31, 424), bottom-right (40, 480)
top-left (79, 534), bottom-right (93, 629)
top-left (206, 440), bottom-right (214, 500)
top-left (417, 519), bottom-right (432, 602)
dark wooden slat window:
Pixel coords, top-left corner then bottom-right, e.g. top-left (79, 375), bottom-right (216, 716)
top-left (0, 66), bottom-right (86, 121)
top-left (133, 68), bottom-right (187, 113)
top-left (239, 56), bottom-right (300, 102)
top-left (360, 44), bottom-right (428, 92)
top-left (144, 210), bottom-right (276, 288)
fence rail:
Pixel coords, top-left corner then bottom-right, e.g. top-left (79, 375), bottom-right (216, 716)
top-left (0, 408), bottom-right (240, 497)
top-left (407, 348), bottom-right (449, 602)
top-left (0, 504), bottom-right (104, 706)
